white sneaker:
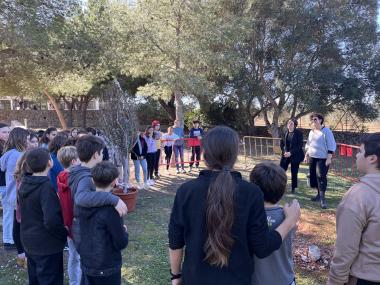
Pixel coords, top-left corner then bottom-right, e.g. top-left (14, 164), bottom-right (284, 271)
top-left (181, 169), bottom-right (186, 174)
top-left (126, 182), bottom-right (133, 189)
top-left (148, 179), bottom-right (155, 186)
top-left (189, 167), bottom-right (193, 173)
top-left (176, 170), bottom-right (180, 174)
top-left (143, 183), bottom-right (150, 190)
top-left (137, 183), bottom-right (144, 190)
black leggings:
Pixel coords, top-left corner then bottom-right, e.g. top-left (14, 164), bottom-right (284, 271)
top-left (146, 153), bottom-right (156, 180)
top-left (190, 146), bottom-right (201, 167)
top-left (164, 146), bottom-right (173, 170)
top-left (309, 157), bottom-right (329, 192)
top-left (280, 157), bottom-right (300, 190)
top-left (13, 211), bottom-right (24, 254)
top-left (154, 149), bottom-right (161, 175)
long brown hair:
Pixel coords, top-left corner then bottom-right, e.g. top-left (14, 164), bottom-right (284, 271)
top-left (14, 151), bottom-right (31, 182)
top-left (4, 127), bottom-right (29, 153)
top-left (202, 126), bottom-right (239, 267)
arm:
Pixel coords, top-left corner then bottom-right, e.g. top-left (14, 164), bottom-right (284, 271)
top-left (106, 208), bottom-right (129, 251)
top-left (325, 128), bottom-right (337, 154)
top-left (327, 205), bottom-right (364, 285)
top-left (40, 183), bottom-right (68, 241)
top-left (169, 248), bottom-right (183, 275)
top-left (75, 177), bottom-right (119, 208)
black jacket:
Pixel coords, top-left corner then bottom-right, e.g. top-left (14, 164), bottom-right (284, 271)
top-left (130, 136), bottom-right (148, 160)
top-left (78, 205), bottom-right (129, 276)
top-left (168, 170), bottom-right (282, 285)
top-left (19, 175), bottom-right (67, 255)
top-left (280, 129), bottom-right (305, 163)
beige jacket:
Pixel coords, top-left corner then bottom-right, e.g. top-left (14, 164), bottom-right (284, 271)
top-left (327, 174), bottom-right (380, 285)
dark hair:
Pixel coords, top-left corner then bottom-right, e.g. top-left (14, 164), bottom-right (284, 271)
top-left (85, 127), bottom-right (97, 136)
top-left (202, 126), bottom-right (239, 267)
top-left (145, 125), bottom-right (155, 139)
top-left (92, 161), bottom-right (119, 188)
top-left (63, 138), bottom-right (77, 146)
top-left (28, 132), bottom-right (38, 143)
top-left (288, 118), bottom-right (298, 128)
top-left (75, 135), bottom-right (105, 163)
top-left (310, 113), bottom-right (324, 124)
top-left (4, 127), bottom-right (29, 153)
top-left (48, 135), bottom-right (69, 154)
top-left (58, 130), bottom-right (70, 138)
top-left (25, 148), bottom-right (51, 173)
top-left (77, 129), bottom-right (88, 136)
top-left (0, 123), bottom-right (9, 153)
top-left (249, 162), bottom-right (287, 204)
top-left (0, 122), bottom-right (8, 129)
top-left (362, 133), bottom-right (380, 170)
top-left (40, 127), bottom-right (57, 144)
top-left (14, 152), bottom-right (31, 181)
top-left (193, 120), bottom-right (200, 124)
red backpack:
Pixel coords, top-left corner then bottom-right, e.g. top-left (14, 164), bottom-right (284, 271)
top-left (57, 170), bottom-right (74, 238)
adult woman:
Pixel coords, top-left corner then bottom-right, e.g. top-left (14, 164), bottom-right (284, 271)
top-left (28, 132), bottom-right (39, 149)
top-left (168, 126), bottom-right (300, 285)
top-left (40, 127), bottom-right (58, 149)
top-left (280, 118), bottom-right (305, 193)
top-left (305, 113), bottom-right (336, 209)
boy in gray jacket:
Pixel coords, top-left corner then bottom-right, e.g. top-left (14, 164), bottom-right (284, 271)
top-left (250, 162), bottom-right (296, 285)
top-left (69, 135), bottom-right (127, 249)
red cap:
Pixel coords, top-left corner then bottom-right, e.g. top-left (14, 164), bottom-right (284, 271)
top-left (152, 120), bottom-right (160, 127)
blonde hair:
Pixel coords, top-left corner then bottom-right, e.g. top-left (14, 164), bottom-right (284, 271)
top-left (14, 152), bottom-right (30, 182)
top-left (57, 146), bottom-right (78, 169)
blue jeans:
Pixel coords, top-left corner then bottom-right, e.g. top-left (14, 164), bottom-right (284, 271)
top-left (2, 200), bottom-right (14, 244)
top-left (133, 159), bottom-right (148, 183)
top-left (173, 145), bottom-right (185, 170)
top-left (68, 238), bottom-right (81, 285)
top-left (0, 186), bottom-right (5, 198)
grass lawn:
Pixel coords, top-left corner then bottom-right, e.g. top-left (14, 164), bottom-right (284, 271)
top-left (0, 156), bottom-right (353, 285)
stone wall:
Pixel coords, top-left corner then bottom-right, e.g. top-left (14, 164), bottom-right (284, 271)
top-left (0, 110), bottom-right (100, 129)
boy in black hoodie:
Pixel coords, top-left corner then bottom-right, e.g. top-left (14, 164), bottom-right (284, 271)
top-left (19, 148), bottom-right (67, 285)
top-left (79, 161), bottom-right (129, 285)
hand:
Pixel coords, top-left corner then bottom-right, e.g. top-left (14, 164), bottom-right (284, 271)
top-left (325, 157), bottom-right (332, 166)
top-left (284, 152), bottom-right (291, 158)
top-left (283, 199), bottom-right (301, 226)
top-left (123, 225), bottom-right (128, 232)
top-left (115, 199), bottom-right (128, 217)
top-left (172, 278), bottom-right (182, 285)
top-left (303, 155), bottom-right (309, 164)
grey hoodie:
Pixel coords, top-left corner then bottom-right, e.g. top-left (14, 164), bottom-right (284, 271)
top-left (0, 149), bottom-right (22, 206)
top-left (68, 164), bottom-right (119, 247)
top-left (328, 174), bottom-right (380, 285)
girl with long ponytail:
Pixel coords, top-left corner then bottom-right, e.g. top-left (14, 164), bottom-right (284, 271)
top-left (168, 126), bottom-right (300, 285)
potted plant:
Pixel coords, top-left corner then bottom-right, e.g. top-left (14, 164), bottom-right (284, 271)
top-left (97, 79), bottom-right (139, 212)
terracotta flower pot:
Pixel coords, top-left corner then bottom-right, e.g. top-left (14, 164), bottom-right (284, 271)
top-left (112, 187), bottom-right (138, 213)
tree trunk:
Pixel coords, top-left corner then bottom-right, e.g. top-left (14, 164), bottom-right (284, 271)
top-left (158, 94), bottom-right (176, 121)
top-left (44, 91), bottom-right (68, 130)
top-left (174, 90), bottom-right (184, 127)
top-left (122, 156), bottom-right (130, 190)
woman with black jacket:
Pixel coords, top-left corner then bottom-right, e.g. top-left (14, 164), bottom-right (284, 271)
top-left (280, 118), bottom-right (305, 193)
top-left (168, 126), bottom-right (301, 285)
top-left (131, 132), bottom-right (149, 190)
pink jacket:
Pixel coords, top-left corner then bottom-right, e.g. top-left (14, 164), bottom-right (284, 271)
top-left (327, 174), bottom-right (380, 285)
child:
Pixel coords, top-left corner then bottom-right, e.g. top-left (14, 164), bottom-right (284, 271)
top-left (328, 133), bottom-right (380, 285)
top-left (188, 120), bottom-right (204, 172)
top-left (172, 120), bottom-right (186, 174)
top-left (68, 135), bottom-right (127, 250)
top-left (13, 152), bottom-right (30, 268)
top-left (250, 162), bottom-right (296, 285)
top-left (40, 127), bottom-right (58, 149)
top-left (144, 126), bottom-right (157, 185)
top-left (79, 161), bottom-right (129, 285)
top-left (0, 122), bottom-right (10, 198)
top-left (48, 134), bottom-right (68, 192)
top-left (131, 132), bottom-right (149, 190)
top-left (162, 127), bottom-right (179, 173)
top-left (0, 127), bottom-right (29, 250)
top-left (57, 146), bottom-right (81, 285)
top-left (152, 120), bottom-right (162, 178)
top-left (19, 148), bottom-right (68, 284)
top-left (27, 132), bottom-right (39, 149)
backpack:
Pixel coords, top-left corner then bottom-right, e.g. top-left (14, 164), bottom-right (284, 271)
top-left (57, 170), bottom-right (74, 238)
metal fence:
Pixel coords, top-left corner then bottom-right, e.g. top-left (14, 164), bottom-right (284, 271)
top-left (243, 136), bottom-right (361, 182)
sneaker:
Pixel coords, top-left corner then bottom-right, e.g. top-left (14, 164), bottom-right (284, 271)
top-left (143, 183), bottom-right (150, 190)
top-left (3, 243), bottom-right (16, 250)
top-left (136, 183), bottom-right (144, 190)
top-left (181, 169), bottom-right (186, 174)
top-left (155, 173), bottom-right (161, 179)
top-left (126, 182), bottom-right (134, 189)
top-left (147, 179), bottom-right (155, 186)
top-left (176, 170), bottom-right (180, 174)
top-left (189, 167), bottom-right (193, 173)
